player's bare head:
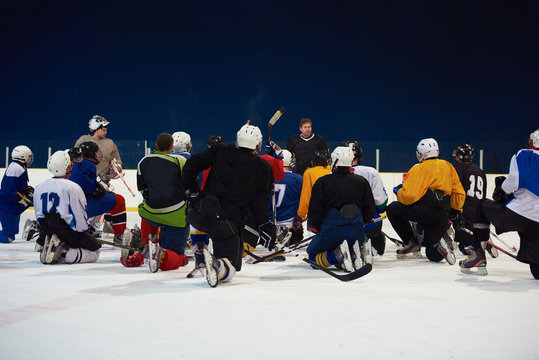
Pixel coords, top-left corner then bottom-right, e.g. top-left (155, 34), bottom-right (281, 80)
top-left (156, 133), bottom-right (174, 152)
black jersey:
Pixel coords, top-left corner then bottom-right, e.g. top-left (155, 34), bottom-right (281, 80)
top-left (286, 133), bottom-right (328, 175)
top-left (307, 170), bottom-right (376, 231)
top-left (181, 145), bottom-right (273, 228)
top-left (453, 162), bottom-right (487, 226)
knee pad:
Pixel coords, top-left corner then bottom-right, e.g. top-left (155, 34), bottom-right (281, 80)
top-left (218, 258), bottom-right (236, 282)
top-left (425, 244), bottom-right (444, 262)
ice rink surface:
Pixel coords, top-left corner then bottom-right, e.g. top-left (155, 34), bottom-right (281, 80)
top-left (1, 211), bottom-right (538, 360)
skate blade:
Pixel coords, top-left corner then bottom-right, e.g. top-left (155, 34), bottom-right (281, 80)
top-left (203, 248), bottom-right (219, 287)
top-left (396, 251), bottom-right (422, 260)
top-left (148, 241), bottom-right (160, 273)
top-left (445, 252), bottom-right (456, 265)
top-left (460, 266), bottom-right (488, 276)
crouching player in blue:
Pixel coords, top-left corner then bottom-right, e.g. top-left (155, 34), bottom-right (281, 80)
top-left (69, 142), bottom-right (128, 246)
top-left (0, 146), bottom-right (34, 243)
top-left (306, 146), bottom-right (375, 271)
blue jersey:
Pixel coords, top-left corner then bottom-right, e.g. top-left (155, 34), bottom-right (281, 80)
top-left (69, 159), bottom-right (98, 198)
top-left (0, 161), bottom-right (29, 215)
top-left (269, 171), bottom-right (303, 222)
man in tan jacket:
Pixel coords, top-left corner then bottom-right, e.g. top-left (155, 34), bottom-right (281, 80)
top-left (75, 115), bottom-right (122, 183)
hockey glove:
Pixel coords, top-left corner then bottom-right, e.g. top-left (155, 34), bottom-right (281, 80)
top-left (258, 222), bottom-right (277, 251)
top-left (449, 209), bottom-right (463, 231)
top-left (17, 188), bottom-right (33, 209)
top-left (393, 184), bottom-right (403, 196)
top-left (120, 252), bottom-right (144, 268)
top-left (109, 160), bottom-right (122, 179)
top-left (265, 141), bottom-right (283, 159)
top-left (292, 215), bottom-right (303, 229)
top-left (24, 186), bottom-right (34, 201)
top-left (492, 176), bottom-right (511, 203)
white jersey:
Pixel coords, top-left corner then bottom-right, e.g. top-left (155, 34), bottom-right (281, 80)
top-left (502, 149), bottom-right (539, 222)
top-left (351, 165), bottom-right (388, 208)
top-left (34, 178), bottom-right (89, 232)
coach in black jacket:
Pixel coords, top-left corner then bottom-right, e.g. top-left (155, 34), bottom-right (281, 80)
top-left (286, 118), bottom-right (328, 175)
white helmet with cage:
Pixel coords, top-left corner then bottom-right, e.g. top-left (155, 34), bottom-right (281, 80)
top-left (331, 146), bottom-right (354, 168)
top-left (47, 150), bottom-right (72, 177)
top-left (88, 115), bottom-right (110, 132)
top-left (236, 124), bottom-right (262, 152)
top-left (282, 149), bottom-right (293, 167)
top-left (416, 138), bottom-right (439, 163)
top-left (172, 131), bottom-right (192, 153)
top-left (529, 129), bottom-right (539, 149)
top-left (11, 145), bottom-right (34, 166)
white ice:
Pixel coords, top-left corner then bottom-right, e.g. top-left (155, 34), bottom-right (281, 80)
top-left (1, 211), bottom-right (538, 360)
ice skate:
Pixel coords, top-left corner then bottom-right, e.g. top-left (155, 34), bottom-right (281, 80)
top-left (43, 234), bottom-right (67, 264)
top-left (22, 219), bottom-right (39, 241)
top-left (202, 246), bottom-right (220, 287)
top-left (40, 235), bottom-right (51, 264)
top-left (147, 234), bottom-right (163, 273)
top-left (360, 238), bottom-right (373, 266)
top-left (119, 228), bottom-right (132, 258)
top-left (396, 241), bottom-right (421, 259)
top-left (482, 241), bottom-right (499, 258)
top-left (349, 241), bottom-right (361, 270)
top-left (276, 227), bottom-right (293, 247)
top-left (436, 237), bottom-right (456, 265)
top-left (334, 242), bottom-right (354, 272)
top-left (459, 246), bottom-right (487, 276)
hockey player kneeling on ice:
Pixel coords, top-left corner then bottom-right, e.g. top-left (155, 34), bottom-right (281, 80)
top-left (306, 146), bottom-right (375, 271)
top-left (69, 142), bottom-right (128, 246)
top-left (387, 138), bottom-right (465, 265)
top-left (0, 145), bottom-right (34, 243)
top-left (35, 150), bottom-right (101, 264)
top-left (120, 133), bottom-right (189, 271)
top-left (460, 130), bottom-right (539, 278)
top-left (181, 123), bottom-right (275, 286)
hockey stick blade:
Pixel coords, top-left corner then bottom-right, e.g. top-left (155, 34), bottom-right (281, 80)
top-left (268, 107), bottom-right (285, 141)
top-left (186, 264), bottom-right (205, 278)
top-left (303, 259), bottom-right (372, 282)
top-left (269, 107), bottom-right (286, 126)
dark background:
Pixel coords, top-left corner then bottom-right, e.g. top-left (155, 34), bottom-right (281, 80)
top-left (1, 1), bottom-right (537, 171)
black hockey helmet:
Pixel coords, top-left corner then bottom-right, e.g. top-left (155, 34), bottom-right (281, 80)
top-left (311, 148), bottom-right (330, 167)
top-left (452, 143), bottom-right (475, 162)
top-left (207, 135), bottom-right (225, 148)
top-left (343, 141), bottom-right (362, 165)
top-left (79, 141), bottom-right (102, 163)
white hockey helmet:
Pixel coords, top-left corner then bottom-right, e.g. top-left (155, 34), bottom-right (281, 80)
top-left (416, 138), bottom-right (439, 162)
top-left (172, 131), bottom-right (192, 153)
top-left (331, 146), bottom-right (354, 168)
top-left (236, 124), bottom-right (262, 152)
top-left (11, 145), bottom-right (34, 166)
top-left (88, 115), bottom-right (110, 132)
top-left (47, 150), bottom-right (72, 177)
top-left (529, 129), bottom-right (539, 149)
top-left (282, 149), bottom-right (293, 167)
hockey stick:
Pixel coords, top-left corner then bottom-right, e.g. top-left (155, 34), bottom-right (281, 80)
top-left (186, 264), bottom-right (205, 278)
top-left (110, 158), bottom-right (136, 197)
top-left (462, 227), bottom-right (518, 254)
top-left (381, 231), bottom-right (405, 247)
top-left (268, 106), bottom-right (286, 142)
top-left (282, 244), bottom-right (373, 282)
top-left (17, 192), bottom-right (33, 206)
top-left (490, 231), bottom-right (518, 252)
top-left (461, 228), bottom-right (518, 260)
top-left (97, 239), bottom-right (139, 251)
top-left (268, 107), bottom-right (285, 226)
top-left (486, 240), bottom-right (518, 260)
